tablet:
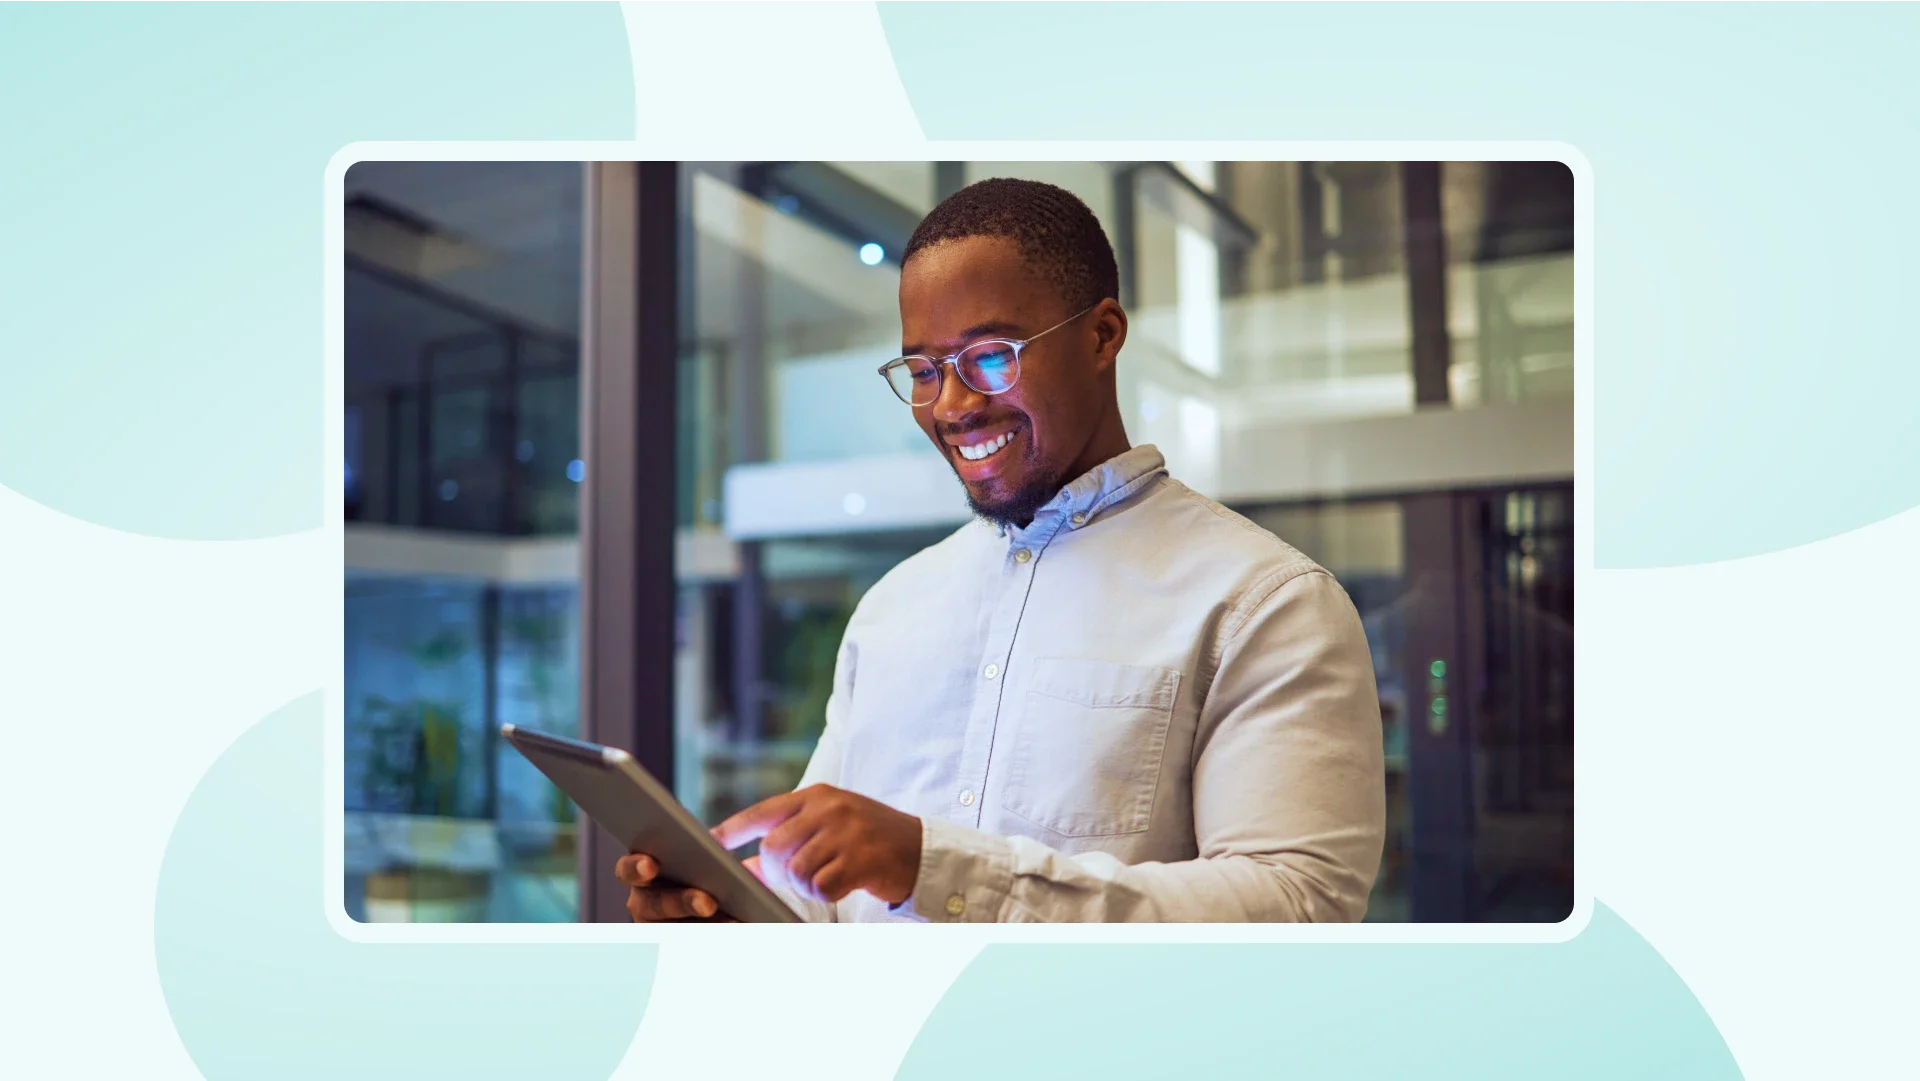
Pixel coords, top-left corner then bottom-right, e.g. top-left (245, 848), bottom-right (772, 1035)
top-left (502, 724), bottom-right (801, 923)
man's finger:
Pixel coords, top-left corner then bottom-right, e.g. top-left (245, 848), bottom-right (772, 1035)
top-left (614, 853), bottom-right (658, 888)
top-left (780, 828), bottom-right (838, 898)
top-left (753, 808), bottom-right (829, 899)
top-left (632, 886), bottom-right (696, 921)
top-left (811, 857), bottom-right (855, 903)
top-left (759, 807), bottom-right (823, 863)
top-left (742, 854), bottom-right (766, 885)
top-left (712, 789), bottom-right (809, 848)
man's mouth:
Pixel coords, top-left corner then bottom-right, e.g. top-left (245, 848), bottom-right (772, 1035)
top-left (955, 430), bottom-right (1016, 462)
top-left (943, 422), bottom-right (1024, 477)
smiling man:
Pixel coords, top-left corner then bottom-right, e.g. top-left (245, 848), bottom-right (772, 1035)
top-left (618, 176), bottom-right (1386, 923)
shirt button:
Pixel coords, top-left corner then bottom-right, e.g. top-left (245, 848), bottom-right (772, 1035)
top-left (945, 894), bottom-right (967, 917)
top-left (1014, 548), bottom-right (1032, 564)
top-left (959, 789), bottom-right (975, 807)
top-left (1071, 512), bottom-right (1087, 526)
top-left (982, 662), bottom-right (1000, 680)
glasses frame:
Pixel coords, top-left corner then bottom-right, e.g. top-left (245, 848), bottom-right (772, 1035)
top-left (877, 303), bottom-right (1099, 407)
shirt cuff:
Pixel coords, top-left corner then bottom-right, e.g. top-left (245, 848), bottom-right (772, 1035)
top-left (893, 815), bottom-right (1015, 923)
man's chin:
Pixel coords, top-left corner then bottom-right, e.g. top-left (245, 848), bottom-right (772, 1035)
top-left (961, 476), bottom-right (1012, 508)
top-left (963, 474), bottom-right (1061, 530)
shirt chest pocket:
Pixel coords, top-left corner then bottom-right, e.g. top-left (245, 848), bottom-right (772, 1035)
top-left (998, 657), bottom-right (1180, 838)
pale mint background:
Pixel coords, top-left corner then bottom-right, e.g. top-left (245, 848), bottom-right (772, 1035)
top-left (879, 0), bottom-right (1920, 570)
top-left (0, 1), bottom-right (634, 540)
top-left (155, 697), bottom-right (655, 1079)
top-left (899, 906), bottom-right (1739, 1079)
top-left (0, 2), bottom-right (657, 1076)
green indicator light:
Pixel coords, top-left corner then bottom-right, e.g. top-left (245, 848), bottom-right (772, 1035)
top-left (1429, 659), bottom-right (1447, 680)
top-left (1431, 696), bottom-right (1448, 716)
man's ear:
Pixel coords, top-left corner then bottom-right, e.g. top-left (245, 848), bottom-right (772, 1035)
top-left (1091, 298), bottom-right (1128, 373)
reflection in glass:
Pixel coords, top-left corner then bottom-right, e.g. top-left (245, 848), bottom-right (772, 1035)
top-left (1444, 162), bottom-right (1577, 406)
top-left (1471, 487), bottom-right (1575, 921)
top-left (343, 162), bottom-right (584, 923)
top-left (344, 579), bottom-right (581, 922)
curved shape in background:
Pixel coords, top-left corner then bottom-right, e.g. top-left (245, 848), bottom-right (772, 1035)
top-left (897, 904), bottom-right (1741, 1080)
top-left (0, 1), bottom-right (634, 541)
top-left (876, 1), bottom-right (1920, 568)
top-left (154, 696), bottom-right (656, 1080)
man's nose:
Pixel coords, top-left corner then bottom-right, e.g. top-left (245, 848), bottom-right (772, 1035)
top-left (932, 362), bottom-right (989, 421)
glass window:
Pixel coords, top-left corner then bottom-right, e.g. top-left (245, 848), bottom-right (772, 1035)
top-left (1209, 162), bottom-right (1416, 430)
top-left (1443, 162), bottom-right (1576, 405)
top-left (683, 164), bottom-right (917, 494)
top-left (343, 162), bottom-right (585, 923)
top-left (344, 577), bottom-right (492, 921)
top-left (491, 586), bottom-right (584, 922)
top-left (826, 161), bottom-right (937, 216)
top-left (1470, 486), bottom-right (1575, 921)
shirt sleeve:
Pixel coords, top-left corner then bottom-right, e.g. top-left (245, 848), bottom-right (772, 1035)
top-left (764, 639), bottom-right (856, 924)
top-left (901, 568), bottom-right (1387, 923)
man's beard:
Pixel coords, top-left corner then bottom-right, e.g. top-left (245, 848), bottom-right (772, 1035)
top-left (963, 465), bottom-right (1065, 530)
top-left (936, 416), bottom-right (1064, 529)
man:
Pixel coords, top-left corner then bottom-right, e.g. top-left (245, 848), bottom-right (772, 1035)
top-left (619, 177), bottom-right (1385, 922)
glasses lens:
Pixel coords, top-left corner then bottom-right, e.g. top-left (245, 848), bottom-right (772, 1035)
top-left (958, 341), bottom-right (1020, 394)
top-left (887, 357), bottom-right (940, 405)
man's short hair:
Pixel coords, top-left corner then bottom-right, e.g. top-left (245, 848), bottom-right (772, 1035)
top-left (903, 177), bottom-right (1119, 313)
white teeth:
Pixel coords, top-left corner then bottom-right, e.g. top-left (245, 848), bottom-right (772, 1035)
top-left (958, 432), bottom-right (1013, 461)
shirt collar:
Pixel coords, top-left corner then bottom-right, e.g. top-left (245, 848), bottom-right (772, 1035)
top-left (996, 444), bottom-right (1168, 548)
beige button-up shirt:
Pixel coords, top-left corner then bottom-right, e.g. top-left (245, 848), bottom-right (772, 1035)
top-left (773, 444), bottom-right (1385, 922)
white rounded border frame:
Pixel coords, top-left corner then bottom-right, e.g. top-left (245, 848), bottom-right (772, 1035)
top-left (322, 138), bottom-right (1595, 946)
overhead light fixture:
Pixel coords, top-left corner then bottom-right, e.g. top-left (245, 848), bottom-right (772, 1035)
top-left (858, 242), bottom-right (884, 266)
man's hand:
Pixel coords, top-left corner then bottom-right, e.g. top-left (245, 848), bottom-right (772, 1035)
top-left (712, 784), bottom-right (923, 906)
top-left (614, 852), bottom-right (737, 922)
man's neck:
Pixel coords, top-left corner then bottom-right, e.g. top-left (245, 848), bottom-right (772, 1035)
top-left (1060, 412), bottom-right (1132, 487)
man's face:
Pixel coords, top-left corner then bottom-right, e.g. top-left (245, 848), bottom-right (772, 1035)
top-left (897, 236), bottom-right (1115, 526)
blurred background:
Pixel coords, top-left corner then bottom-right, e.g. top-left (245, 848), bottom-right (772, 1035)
top-left (342, 159), bottom-right (1573, 924)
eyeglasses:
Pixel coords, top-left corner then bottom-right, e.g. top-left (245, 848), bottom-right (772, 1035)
top-left (877, 304), bottom-right (1098, 407)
